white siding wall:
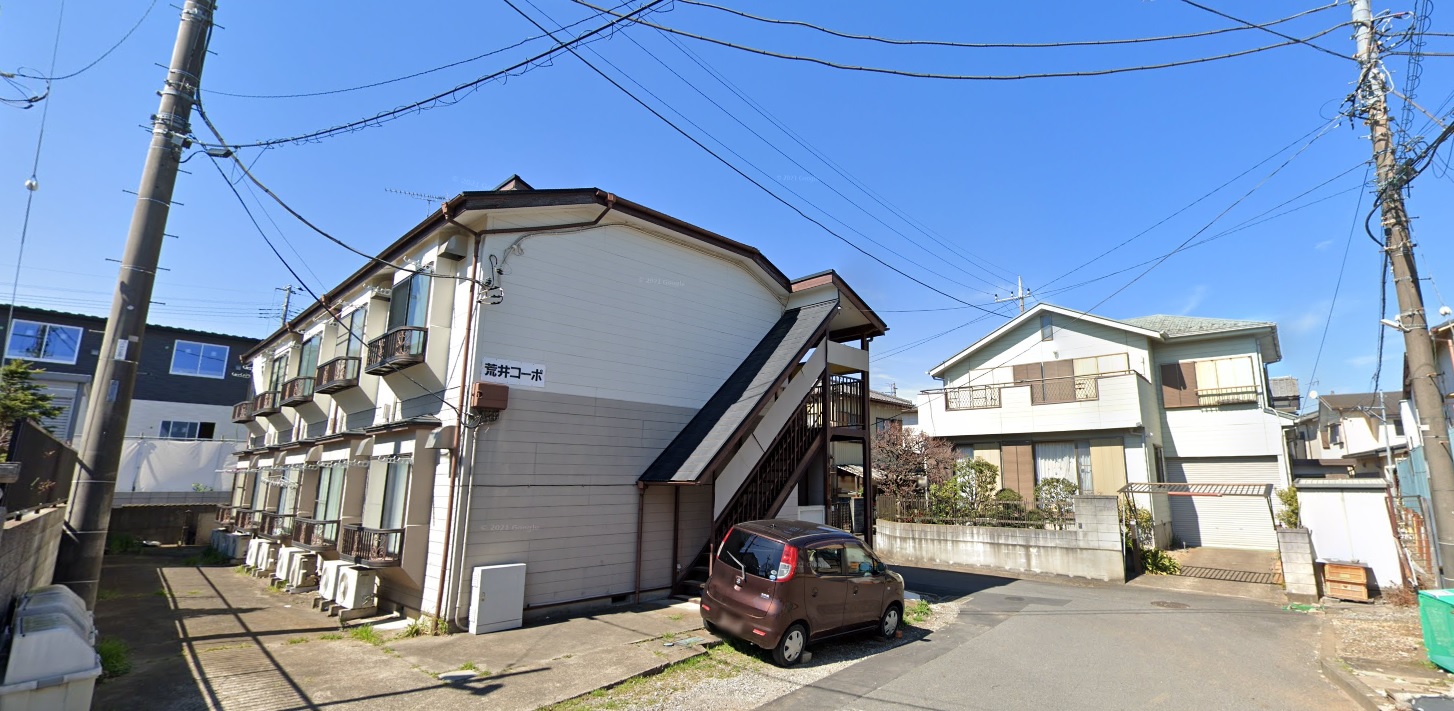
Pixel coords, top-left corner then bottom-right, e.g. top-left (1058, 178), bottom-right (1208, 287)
top-left (1154, 335), bottom-right (1285, 460)
top-left (937, 317), bottom-right (1153, 387)
top-left (918, 372), bottom-right (1149, 439)
top-left (126, 400), bottom-right (248, 440)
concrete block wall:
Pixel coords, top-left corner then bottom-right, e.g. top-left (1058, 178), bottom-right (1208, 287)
top-left (0, 507), bottom-right (65, 614)
top-left (875, 495), bottom-right (1126, 582)
top-left (1277, 528), bottom-right (1320, 603)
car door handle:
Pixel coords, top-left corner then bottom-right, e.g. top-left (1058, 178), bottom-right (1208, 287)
top-left (852, 587), bottom-right (860, 595)
top-left (811, 588), bottom-right (818, 597)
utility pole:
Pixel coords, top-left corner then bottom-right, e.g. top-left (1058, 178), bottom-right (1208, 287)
top-left (277, 285), bottom-right (295, 329)
top-left (1351, 0), bottom-right (1454, 585)
top-left (995, 277), bottom-right (1032, 314)
top-left (53, 0), bottom-right (216, 608)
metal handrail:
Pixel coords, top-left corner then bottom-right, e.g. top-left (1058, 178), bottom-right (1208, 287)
top-left (256, 511), bottom-right (295, 541)
top-left (315, 356), bottom-right (361, 393)
top-left (339, 523), bottom-right (404, 567)
top-left (365, 326), bottom-right (427, 375)
top-left (281, 376), bottom-right (316, 406)
top-left (291, 517), bottom-right (340, 551)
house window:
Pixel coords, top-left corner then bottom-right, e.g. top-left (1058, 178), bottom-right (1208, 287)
top-left (336, 307), bottom-right (367, 359)
top-left (380, 459), bottom-right (411, 530)
top-left (6, 320), bottom-right (83, 364)
top-left (1394, 419), bottom-right (1405, 437)
top-left (1328, 423), bottom-right (1342, 446)
top-left (1040, 314), bottom-right (1054, 341)
top-left (171, 340), bottom-right (230, 379)
top-left (297, 336), bottom-right (320, 379)
top-left (268, 352), bottom-right (290, 393)
top-left (1034, 440), bottom-right (1093, 492)
top-left (955, 444), bottom-right (975, 462)
top-left (1152, 445), bottom-right (1166, 483)
top-left (1160, 356), bottom-right (1258, 408)
top-left (314, 464), bottom-right (345, 521)
top-left (159, 421), bottom-right (215, 439)
top-left (387, 272), bottom-right (431, 330)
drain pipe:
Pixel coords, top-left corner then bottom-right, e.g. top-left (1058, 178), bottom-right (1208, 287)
top-left (634, 482), bottom-right (645, 603)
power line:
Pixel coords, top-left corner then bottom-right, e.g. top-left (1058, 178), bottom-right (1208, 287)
top-left (193, 1), bottom-right (667, 149)
top-left (1175, 0), bottom-right (1353, 61)
top-left (5, 0), bottom-right (157, 81)
top-left (572, 0), bottom-right (1352, 81)
top-left (203, 0), bottom-right (635, 99)
top-left (680, 0), bottom-right (1341, 50)
top-left (504, 0), bottom-right (1000, 314)
top-left (1306, 165), bottom-right (1372, 396)
top-left (872, 305), bottom-right (1016, 362)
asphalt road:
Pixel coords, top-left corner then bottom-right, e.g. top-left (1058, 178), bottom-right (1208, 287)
top-left (772, 566), bottom-right (1356, 711)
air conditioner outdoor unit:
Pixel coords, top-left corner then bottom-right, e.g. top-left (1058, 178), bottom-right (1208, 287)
top-left (274, 548), bottom-right (299, 583)
top-left (249, 540), bottom-right (279, 575)
top-left (287, 551), bottom-right (319, 589)
top-left (318, 559), bottom-right (351, 600)
top-left (226, 532), bottom-right (252, 560)
top-left (244, 538), bottom-right (265, 568)
top-left (333, 567), bottom-right (379, 610)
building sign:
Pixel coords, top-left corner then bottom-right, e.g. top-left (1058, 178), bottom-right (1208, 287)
top-left (480, 357), bottom-right (545, 388)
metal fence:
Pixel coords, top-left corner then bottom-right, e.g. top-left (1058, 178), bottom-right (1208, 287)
top-left (3, 419), bottom-right (76, 516)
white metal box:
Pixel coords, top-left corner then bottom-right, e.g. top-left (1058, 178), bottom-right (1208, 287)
top-left (333, 567), bottom-right (378, 610)
top-left (285, 549), bottom-right (318, 588)
top-left (469, 563), bottom-right (526, 634)
top-left (317, 559), bottom-right (351, 600)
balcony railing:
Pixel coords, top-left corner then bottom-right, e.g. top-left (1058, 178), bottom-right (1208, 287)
top-left (829, 375), bottom-right (864, 428)
top-left (339, 524), bottom-right (404, 567)
top-left (315, 356), bottom-right (361, 394)
top-left (234, 508), bottom-right (260, 531)
top-left (256, 511), bottom-right (295, 541)
top-left (1022, 374), bottom-right (1100, 405)
top-left (215, 505), bottom-right (236, 527)
top-left (1196, 385), bottom-right (1259, 407)
top-left (291, 517), bottom-right (340, 552)
top-left (944, 384), bottom-right (1002, 411)
top-left (254, 390), bottom-right (282, 416)
top-left (231, 401), bottom-right (255, 423)
top-left (365, 326), bottom-right (427, 375)
top-left (281, 376), bottom-right (316, 407)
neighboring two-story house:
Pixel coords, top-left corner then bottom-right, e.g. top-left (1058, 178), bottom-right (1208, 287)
top-left (916, 303), bottom-right (1290, 551)
top-left (221, 177), bottom-right (886, 626)
top-left (1288, 392), bottom-right (1405, 477)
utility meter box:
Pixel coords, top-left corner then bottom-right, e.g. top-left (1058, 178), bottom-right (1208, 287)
top-left (469, 563), bottom-right (526, 635)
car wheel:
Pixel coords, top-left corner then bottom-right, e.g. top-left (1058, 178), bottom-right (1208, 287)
top-left (877, 603), bottom-right (902, 639)
top-left (772, 623), bottom-right (808, 667)
top-left (702, 618), bottom-right (719, 635)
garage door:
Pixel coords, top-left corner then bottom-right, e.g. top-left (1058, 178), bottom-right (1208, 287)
top-left (1166, 458), bottom-right (1281, 550)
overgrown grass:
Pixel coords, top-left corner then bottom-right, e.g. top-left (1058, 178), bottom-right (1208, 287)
top-left (905, 599), bottom-right (933, 624)
top-left (96, 638), bottom-right (133, 679)
top-left (106, 534), bottom-right (143, 555)
top-left (96, 588), bottom-right (123, 601)
top-left (318, 633), bottom-right (344, 641)
top-left (348, 625), bottom-right (384, 646)
top-left (182, 548), bottom-right (233, 566)
top-left (286, 637), bottom-right (310, 645)
top-left (542, 645), bottom-right (744, 711)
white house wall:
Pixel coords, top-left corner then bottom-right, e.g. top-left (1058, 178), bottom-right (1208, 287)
top-left (937, 316), bottom-right (1153, 387)
top-left (125, 400), bottom-right (248, 441)
top-left (1153, 335), bottom-right (1285, 461)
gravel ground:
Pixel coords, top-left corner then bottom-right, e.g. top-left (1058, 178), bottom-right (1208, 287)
top-left (1325, 599), bottom-right (1427, 665)
top-left (548, 595), bottom-right (961, 711)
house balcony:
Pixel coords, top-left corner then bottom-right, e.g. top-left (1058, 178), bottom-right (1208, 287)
top-left (338, 524), bottom-right (404, 567)
top-left (215, 505), bottom-right (236, 527)
top-left (280, 376), bottom-right (316, 407)
top-left (234, 508), bottom-right (260, 532)
top-left (1195, 385), bottom-right (1259, 407)
top-left (315, 356), bottom-right (361, 394)
top-left (231, 401), bottom-right (255, 424)
top-left (364, 326), bottom-right (427, 375)
top-left (290, 517), bottom-right (339, 552)
top-left (254, 391), bottom-right (282, 417)
top-left (256, 511), bottom-right (294, 542)
top-left (919, 371), bottom-right (1152, 439)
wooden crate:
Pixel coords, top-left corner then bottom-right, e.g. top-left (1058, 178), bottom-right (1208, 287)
top-left (1323, 562), bottom-right (1370, 601)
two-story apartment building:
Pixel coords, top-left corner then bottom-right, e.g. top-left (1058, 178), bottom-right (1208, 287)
top-left (1, 305), bottom-right (255, 444)
top-left (916, 303), bottom-right (1290, 551)
top-left (221, 177), bottom-right (886, 627)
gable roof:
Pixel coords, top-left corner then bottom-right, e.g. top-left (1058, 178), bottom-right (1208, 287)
top-left (928, 303), bottom-right (1162, 378)
top-left (1320, 392), bottom-right (1401, 417)
top-left (1119, 314), bottom-right (1275, 337)
top-left (869, 389), bottom-right (913, 408)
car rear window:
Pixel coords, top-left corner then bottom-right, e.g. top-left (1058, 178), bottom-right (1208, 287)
top-left (717, 529), bottom-right (785, 580)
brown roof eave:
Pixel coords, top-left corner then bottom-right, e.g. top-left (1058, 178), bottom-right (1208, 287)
top-left (792, 270), bottom-right (888, 339)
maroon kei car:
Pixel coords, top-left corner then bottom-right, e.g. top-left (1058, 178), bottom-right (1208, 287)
top-left (698, 519), bottom-right (905, 666)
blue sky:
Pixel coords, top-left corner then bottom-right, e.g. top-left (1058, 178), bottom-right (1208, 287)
top-left (2, 1), bottom-right (1450, 403)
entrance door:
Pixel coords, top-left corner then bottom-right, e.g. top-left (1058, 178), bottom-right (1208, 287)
top-left (1166, 457), bottom-right (1280, 550)
top-left (843, 542), bottom-right (889, 629)
top-left (803, 543), bottom-right (850, 636)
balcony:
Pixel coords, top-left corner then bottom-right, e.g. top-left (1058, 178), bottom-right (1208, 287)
top-left (234, 508), bottom-right (260, 532)
top-left (281, 376), bottom-right (316, 407)
top-left (919, 371), bottom-right (1151, 439)
top-left (254, 391), bottom-right (282, 417)
top-left (315, 356), bottom-right (361, 394)
top-left (339, 524), bottom-right (404, 567)
top-left (1196, 385), bottom-right (1259, 407)
top-left (231, 401), bottom-right (255, 424)
top-left (365, 326), bottom-right (427, 375)
top-left (256, 511), bottom-right (295, 541)
top-left (291, 517), bottom-right (339, 552)
top-left (215, 505), bottom-right (236, 527)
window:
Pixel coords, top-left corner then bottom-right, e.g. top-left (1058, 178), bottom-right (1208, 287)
top-left (380, 460), bottom-right (411, 529)
top-left (716, 528), bottom-right (785, 580)
top-left (806, 544), bottom-right (844, 576)
top-left (1394, 419), bottom-right (1405, 437)
top-left (268, 352), bottom-right (290, 392)
top-left (6, 320), bottom-right (82, 364)
top-left (843, 543), bottom-right (877, 576)
top-left (159, 421), bottom-right (215, 439)
top-left (1152, 445), bottom-right (1166, 483)
top-left (1040, 314), bottom-right (1054, 341)
top-left (171, 340), bottom-right (230, 378)
top-left (298, 336), bottom-right (320, 379)
top-left (387, 272), bottom-right (431, 330)
top-left (955, 444), bottom-right (975, 462)
top-left (1034, 442), bottom-right (1078, 485)
top-left (1328, 423), bottom-right (1343, 446)
top-left (314, 464), bottom-right (345, 521)
top-left (336, 307), bottom-right (367, 359)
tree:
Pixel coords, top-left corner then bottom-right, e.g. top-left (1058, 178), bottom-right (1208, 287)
top-left (0, 360), bottom-right (62, 452)
top-left (928, 457), bottom-right (1000, 519)
top-left (1034, 477), bottom-right (1080, 527)
top-left (872, 425), bottom-right (955, 504)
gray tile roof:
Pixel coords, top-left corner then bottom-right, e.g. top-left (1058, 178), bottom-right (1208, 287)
top-left (1320, 391), bottom-right (1402, 416)
top-left (1119, 314), bottom-right (1276, 337)
top-left (1269, 376), bottom-right (1301, 398)
top-left (869, 389), bottom-right (913, 407)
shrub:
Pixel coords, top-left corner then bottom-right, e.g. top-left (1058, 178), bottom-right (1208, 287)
top-left (1275, 487), bottom-right (1300, 529)
top-left (97, 638), bottom-right (133, 679)
top-left (1141, 549), bottom-right (1181, 575)
top-left (1034, 478), bottom-right (1079, 525)
top-left (1120, 501), bottom-right (1155, 549)
top-left (106, 534), bottom-right (143, 555)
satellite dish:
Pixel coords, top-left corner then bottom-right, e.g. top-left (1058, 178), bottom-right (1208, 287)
top-left (1440, 305), bottom-right (1452, 317)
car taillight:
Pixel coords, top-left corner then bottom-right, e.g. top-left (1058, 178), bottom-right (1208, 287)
top-left (775, 545), bottom-right (798, 583)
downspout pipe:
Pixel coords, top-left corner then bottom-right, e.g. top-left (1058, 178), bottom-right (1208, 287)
top-left (634, 482), bottom-right (645, 603)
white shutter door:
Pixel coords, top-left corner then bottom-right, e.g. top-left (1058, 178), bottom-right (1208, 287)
top-left (36, 383), bottom-right (76, 440)
top-left (1166, 458), bottom-right (1280, 551)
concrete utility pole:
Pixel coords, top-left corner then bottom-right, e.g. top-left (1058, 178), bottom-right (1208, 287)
top-left (1351, 0), bottom-right (1454, 585)
top-left (995, 277), bottom-right (1032, 314)
top-left (277, 285), bottom-right (295, 329)
top-left (53, 0), bottom-right (216, 608)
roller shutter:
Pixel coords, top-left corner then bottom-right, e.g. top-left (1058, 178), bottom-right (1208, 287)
top-left (1166, 457), bottom-right (1281, 550)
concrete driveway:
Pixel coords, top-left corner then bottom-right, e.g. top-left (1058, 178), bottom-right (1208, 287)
top-left (771, 566), bottom-right (1355, 711)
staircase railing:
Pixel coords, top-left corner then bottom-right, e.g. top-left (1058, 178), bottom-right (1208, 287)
top-left (711, 383), bottom-right (825, 545)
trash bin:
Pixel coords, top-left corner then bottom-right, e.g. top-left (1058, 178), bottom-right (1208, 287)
top-left (0, 613), bottom-right (103, 711)
top-left (1419, 589), bottom-right (1454, 672)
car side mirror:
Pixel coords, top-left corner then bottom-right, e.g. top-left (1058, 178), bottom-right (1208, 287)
top-left (874, 562), bottom-right (887, 574)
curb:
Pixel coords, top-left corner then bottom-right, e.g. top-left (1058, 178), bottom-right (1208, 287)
top-left (1317, 616), bottom-right (1384, 711)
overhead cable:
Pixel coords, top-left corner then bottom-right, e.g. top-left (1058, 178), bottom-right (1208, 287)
top-left (6, 0), bottom-right (158, 81)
